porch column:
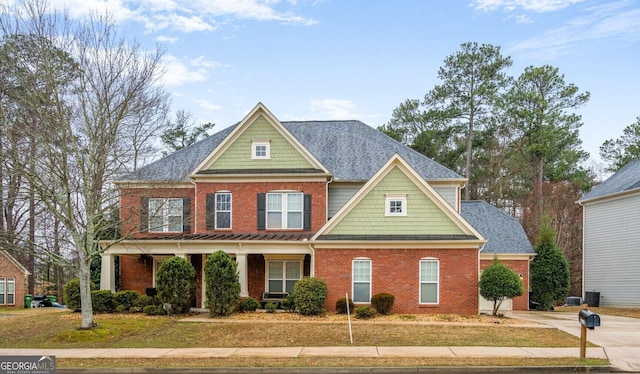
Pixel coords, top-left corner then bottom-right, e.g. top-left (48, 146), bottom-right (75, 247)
top-left (100, 254), bottom-right (116, 292)
top-left (236, 253), bottom-right (248, 297)
top-left (175, 253), bottom-right (187, 259)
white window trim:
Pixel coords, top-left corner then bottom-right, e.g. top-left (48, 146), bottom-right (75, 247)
top-left (252, 140), bottom-right (271, 159)
top-left (264, 255), bottom-right (304, 292)
top-left (352, 258), bottom-right (372, 304)
top-left (215, 192), bottom-right (232, 230)
top-left (419, 258), bottom-right (439, 304)
top-left (385, 194), bottom-right (407, 216)
top-left (7, 277), bottom-right (14, 305)
top-left (266, 192), bottom-right (303, 229)
top-left (0, 277), bottom-right (5, 305)
top-left (148, 198), bottom-right (183, 233)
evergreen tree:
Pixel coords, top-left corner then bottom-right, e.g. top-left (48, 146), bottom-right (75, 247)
top-left (204, 250), bottom-right (240, 317)
top-left (479, 256), bottom-right (524, 316)
top-left (156, 256), bottom-right (196, 314)
top-left (530, 218), bottom-right (571, 310)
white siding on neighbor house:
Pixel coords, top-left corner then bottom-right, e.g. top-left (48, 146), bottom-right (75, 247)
top-left (328, 184), bottom-right (459, 219)
top-left (583, 193), bottom-right (640, 307)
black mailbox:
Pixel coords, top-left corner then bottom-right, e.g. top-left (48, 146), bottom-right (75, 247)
top-left (579, 309), bottom-right (601, 330)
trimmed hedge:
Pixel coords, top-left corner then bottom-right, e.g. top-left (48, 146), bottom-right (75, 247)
top-left (355, 305), bottom-right (377, 319)
top-left (113, 290), bottom-right (139, 311)
top-left (239, 297), bottom-right (260, 312)
top-left (63, 278), bottom-right (96, 312)
top-left (91, 290), bottom-right (113, 313)
top-left (293, 277), bottom-right (327, 316)
top-left (371, 293), bottom-right (395, 315)
top-left (335, 298), bottom-right (354, 314)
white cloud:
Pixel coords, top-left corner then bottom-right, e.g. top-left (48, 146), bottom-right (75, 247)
top-left (155, 35), bottom-right (179, 43)
top-left (46, 0), bottom-right (317, 33)
top-left (308, 99), bottom-right (362, 120)
top-left (160, 55), bottom-right (209, 86)
top-left (507, 2), bottom-right (640, 59)
top-left (194, 98), bottom-right (223, 112)
top-left (473, 0), bottom-right (585, 13)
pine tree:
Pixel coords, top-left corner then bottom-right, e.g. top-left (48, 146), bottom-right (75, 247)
top-left (530, 218), bottom-right (571, 310)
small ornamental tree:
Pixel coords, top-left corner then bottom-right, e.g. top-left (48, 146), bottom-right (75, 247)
top-left (530, 218), bottom-right (571, 310)
top-left (156, 256), bottom-right (196, 314)
top-left (293, 277), bottom-right (328, 315)
top-left (479, 256), bottom-right (524, 316)
top-left (205, 250), bottom-right (240, 317)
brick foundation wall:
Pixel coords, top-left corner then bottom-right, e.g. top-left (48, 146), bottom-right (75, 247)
top-left (315, 248), bottom-right (479, 315)
top-left (480, 258), bottom-right (530, 311)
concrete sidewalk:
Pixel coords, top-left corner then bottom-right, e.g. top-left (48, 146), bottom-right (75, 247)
top-left (0, 346), bottom-right (608, 359)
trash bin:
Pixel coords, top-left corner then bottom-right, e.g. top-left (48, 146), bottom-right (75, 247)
top-left (46, 295), bottom-right (57, 304)
top-left (585, 291), bottom-right (600, 307)
top-left (24, 294), bottom-right (33, 308)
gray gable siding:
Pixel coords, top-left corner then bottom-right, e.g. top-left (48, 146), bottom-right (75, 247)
top-left (461, 201), bottom-right (533, 255)
top-left (580, 159), bottom-right (640, 202)
top-left (120, 120), bottom-right (463, 183)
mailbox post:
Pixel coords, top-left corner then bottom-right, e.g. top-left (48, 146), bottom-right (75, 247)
top-left (578, 304), bottom-right (601, 359)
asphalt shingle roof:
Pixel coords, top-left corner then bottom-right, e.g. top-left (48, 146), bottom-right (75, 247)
top-left (460, 201), bottom-right (534, 255)
top-left (580, 159), bottom-right (640, 202)
top-left (119, 120), bottom-right (462, 182)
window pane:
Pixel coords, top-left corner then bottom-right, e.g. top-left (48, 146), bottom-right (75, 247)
top-left (285, 280), bottom-right (297, 295)
top-left (216, 212), bottom-right (230, 229)
top-left (285, 262), bottom-right (300, 279)
top-left (168, 199), bottom-right (183, 215)
top-left (168, 216), bottom-right (182, 232)
top-left (287, 193), bottom-right (302, 210)
top-left (269, 280), bottom-right (283, 292)
top-left (353, 260), bottom-right (370, 282)
top-left (216, 193), bottom-right (231, 210)
top-left (7, 279), bottom-right (14, 304)
top-left (353, 283), bottom-right (370, 303)
top-left (149, 216), bottom-right (164, 231)
top-left (390, 200), bottom-right (403, 213)
top-left (287, 212), bottom-right (302, 228)
top-left (269, 261), bottom-right (283, 279)
top-left (421, 283), bottom-right (437, 303)
top-left (267, 212), bottom-right (282, 228)
top-left (267, 194), bottom-right (282, 211)
top-left (420, 261), bottom-right (437, 282)
top-left (0, 279), bottom-right (4, 305)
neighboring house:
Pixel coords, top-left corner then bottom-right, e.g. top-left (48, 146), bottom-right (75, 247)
top-left (461, 201), bottom-right (535, 314)
top-left (0, 250), bottom-right (30, 308)
top-left (102, 103), bottom-right (531, 314)
top-left (578, 159), bottom-right (640, 307)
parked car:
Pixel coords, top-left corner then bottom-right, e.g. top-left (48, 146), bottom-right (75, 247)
top-left (31, 295), bottom-right (53, 308)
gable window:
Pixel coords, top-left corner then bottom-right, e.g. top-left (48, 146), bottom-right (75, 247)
top-left (267, 192), bottom-right (303, 229)
top-left (266, 260), bottom-right (302, 294)
top-left (148, 198), bottom-right (184, 232)
top-left (419, 258), bottom-right (439, 304)
top-left (0, 277), bottom-right (15, 305)
top-left (215, 192), bottom-right (232, 229)
top-left (252, 140), bottom-right (270, 159)
top-left (352, 258), bottom-right (371, 303)
top-left (385, 194), bottom-right (407, 216)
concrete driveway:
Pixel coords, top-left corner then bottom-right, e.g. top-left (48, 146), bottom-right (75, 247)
top-left (512, 310), bottom-right (640, 372)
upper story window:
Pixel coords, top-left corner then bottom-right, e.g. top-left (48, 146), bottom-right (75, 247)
top-left (385, 194), bottom-right (407, 216)
top-left (252, 140), bottom-right (270, 159)
top-left (267, 192), bottom-right (303, 229)
top-left (215, 192), bottom-right (232, 229)
top-left (148, 198), bottom-right (184, 232)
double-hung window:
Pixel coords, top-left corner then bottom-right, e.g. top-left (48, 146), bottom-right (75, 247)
top-left (215, 192), bottom-right (232, 229)
top-left (149, 198), bottom-right (183, 232)
top-left (352, 259), bottom-right (372, 303)
top-left (266, 192), bottom-right (303, 229)
top-left (0, 277), bottom-right (14, 305)
top-left (267, 260), bottom-right (302, 294)
top-left (419, 259), bottom-right (439, 304)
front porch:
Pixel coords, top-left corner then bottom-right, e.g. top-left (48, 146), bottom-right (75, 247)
top-left (100, 240), bottom-right (313, 308)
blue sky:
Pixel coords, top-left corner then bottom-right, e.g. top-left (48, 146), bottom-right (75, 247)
top-left (43, 0), bottom-right (640, 169)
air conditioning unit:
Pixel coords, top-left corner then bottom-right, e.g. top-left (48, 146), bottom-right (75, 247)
top-left (566, 296), bottom-right (583, 306)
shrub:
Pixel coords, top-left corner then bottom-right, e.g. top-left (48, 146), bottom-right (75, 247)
top-left (293, 277), bottom-right (328, 316)
top-left (63, 278), bottom-right (95, 312)
top-left (113, 290), bottom-right (139, 311)
top-left (355, 305), bottom-right (377, 319)
top-left (281, 295), bottom-right (296, 312)
top-left (265, 302), bottom-right (277, 313)
top-left (531, 219), bottom-right (570, 310)
top-left (143, 304), bottom-right (165, 316)
top-left (205, 250), bottom-right (241, 317)
top-left (239, 297), bottom-right (260, 312)
top-left (137, 295), bottom-right (159, 309)
top-left (479, 256), bottom-right (524, 316)
top-left (371, 293), bottom-right (395, 315)
top-left (335, 298), bottom-right (354, 314)
top-left (115, 305), bottom-right (128, 313)
top-left (91, 290), bottom-right (113, 313)
top-left (156, 256), bottom-right (196, 314)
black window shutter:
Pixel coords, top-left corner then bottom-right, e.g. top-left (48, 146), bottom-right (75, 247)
top-left (206, 194), bottom-right (215, 230)
top-left (257, 193), bottom-right (266, 230)
top-left (183, 198), bottom-right (191, 233)
top-left (303, 194), bottom-right (312, 231)
top-left (140, 197), bottom-right (149, 233)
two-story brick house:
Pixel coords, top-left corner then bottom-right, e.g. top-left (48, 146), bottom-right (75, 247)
top-left (101, 103), bottom-right (532, 315)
